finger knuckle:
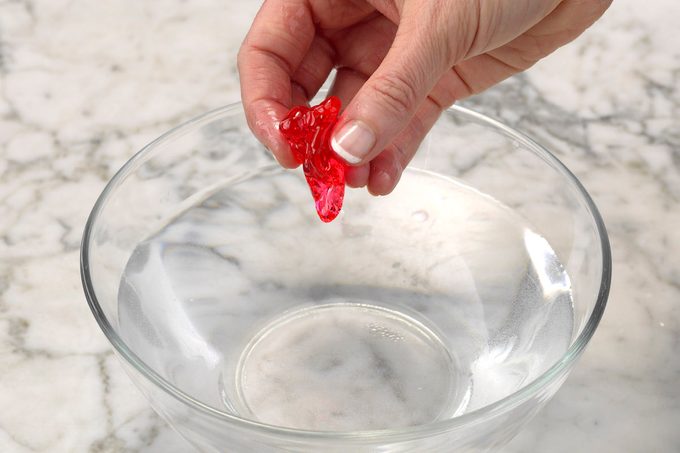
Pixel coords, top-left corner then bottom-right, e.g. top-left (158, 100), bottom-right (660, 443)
top-left (370, 72), bottom-right (419, 116)
top-left (389, 143), bottom-right (408, 170)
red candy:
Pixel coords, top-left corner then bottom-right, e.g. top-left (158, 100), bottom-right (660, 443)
top-left (278, 97), bottom-right (346, 223)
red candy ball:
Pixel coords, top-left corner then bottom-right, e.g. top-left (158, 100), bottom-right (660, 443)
top-left (279, 97), bottom-right (346, 223)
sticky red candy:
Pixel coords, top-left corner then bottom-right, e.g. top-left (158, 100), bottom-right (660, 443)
top-left (278, 97), bottom-right (346, 223)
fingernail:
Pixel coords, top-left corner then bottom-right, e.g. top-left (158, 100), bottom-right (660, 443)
top-left (331, 121), bottom-right (376, 164)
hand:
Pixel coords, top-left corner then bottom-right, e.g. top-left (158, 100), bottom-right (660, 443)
top-left (238, 0), bottom-right (611, 195)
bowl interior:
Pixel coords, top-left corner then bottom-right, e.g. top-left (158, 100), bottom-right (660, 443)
top-left (82, 102), bottom-right (610, 435)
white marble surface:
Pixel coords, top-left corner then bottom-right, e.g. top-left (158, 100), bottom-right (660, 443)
top-left (0, 0), bottom-right (678, 451)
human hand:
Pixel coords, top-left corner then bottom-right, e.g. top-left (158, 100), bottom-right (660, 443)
top-left (238, 0), bottom-right (611, 195)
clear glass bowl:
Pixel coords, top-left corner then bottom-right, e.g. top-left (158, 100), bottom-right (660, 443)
top-left (81, 100), bottom-right (610, 452)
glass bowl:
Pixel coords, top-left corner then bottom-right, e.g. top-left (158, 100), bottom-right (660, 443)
top-left (81, 100), bottom-right (610, 452)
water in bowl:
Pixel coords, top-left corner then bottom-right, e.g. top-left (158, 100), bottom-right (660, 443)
top-left (118, 167), bottom-right (573, 432)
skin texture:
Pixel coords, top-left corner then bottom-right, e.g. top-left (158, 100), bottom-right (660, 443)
top-left (238, 0), bottom-right (612, 195)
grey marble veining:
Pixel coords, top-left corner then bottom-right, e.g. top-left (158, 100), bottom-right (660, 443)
top-left (1, 0), bottom-right (679, 451)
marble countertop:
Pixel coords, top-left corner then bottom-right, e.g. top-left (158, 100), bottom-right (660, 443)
top-left (1, 0), bottom-right (678, 451)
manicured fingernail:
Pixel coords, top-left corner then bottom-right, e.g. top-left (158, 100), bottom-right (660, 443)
top-left (331, 121), bottom-right (376, 164)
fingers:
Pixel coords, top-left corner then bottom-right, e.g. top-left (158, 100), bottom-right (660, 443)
top-left (327, 16), bottom-right (398, 188)
top-left (328, 67), bottom-right (372, 188)
top-left (328, 25), bottom-right (458, 192)
top-left (329, 14), bottom-right (396, 75)
top-left (345, 164), bottom-right (371, 188)
top-left (367, 95), bottom-right (443, 195)
top-left (332, 70), bottom-right (456, 193)
top-left (365, 69), bottom-right (461, 195)
top-left (328, 67), bottom-right (367, 108)
top-left (330, 8), bottom-right (454, 166)
top-left (291, 35), bottom-right (336, 105)
top-left (238, 0), bottom-right (315, 167)
top-left (326, 14), bottom-right (396, 108)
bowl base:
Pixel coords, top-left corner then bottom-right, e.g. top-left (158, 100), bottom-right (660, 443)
top-left (225, 301), bottom-right (470, 431)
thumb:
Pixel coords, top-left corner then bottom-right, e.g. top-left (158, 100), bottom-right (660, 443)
top-left (330, 14), bottom-right (454, 165)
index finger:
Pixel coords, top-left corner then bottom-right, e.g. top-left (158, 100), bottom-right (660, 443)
top-left (238, 0), bottom-right (316, 168)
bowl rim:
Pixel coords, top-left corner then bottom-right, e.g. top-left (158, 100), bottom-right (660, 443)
top-left (80, 102), bottom-right (611, 442)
